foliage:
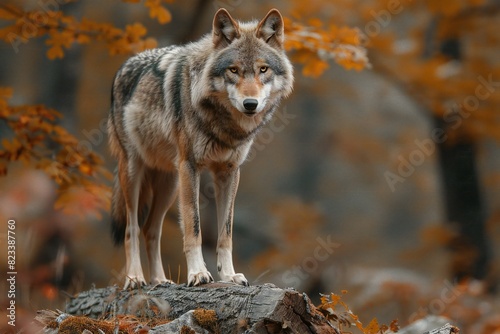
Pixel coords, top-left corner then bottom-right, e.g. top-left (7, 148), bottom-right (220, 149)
top-left (124, 0), bottom-right (174, 24)
top-left (285, 18), bottom-right (369, 76)
top-left (0, 1), bottom-right (368, 218)
top-left (317, 291), bottom-right (399, 334)
top-left (0, 87), bottom-right (111, 218)
top-left (0, 2), bottom-right (162, 59)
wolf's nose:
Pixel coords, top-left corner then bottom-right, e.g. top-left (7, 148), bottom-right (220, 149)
top-left (243, 99), bottom-right (258, 111)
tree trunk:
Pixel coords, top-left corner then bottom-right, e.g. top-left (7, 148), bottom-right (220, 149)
top-left (435, 135), bottom-right (490, 281)
top-left (35, 284), bottom-right (461, 334)
top-left (435, 37), bottom-right (491, 282)
top-left (64, 283), bottom-right (337, 334)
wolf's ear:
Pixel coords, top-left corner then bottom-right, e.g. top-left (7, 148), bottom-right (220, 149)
top-left (213, 8), bottom-right (240, 48)
top-left (256, 9), bottom-right (284, 49)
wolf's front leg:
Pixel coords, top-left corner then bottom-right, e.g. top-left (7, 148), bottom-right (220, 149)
top-left (178, 159), bottom-right (214, 287)
top-left (212, 166), bottom-right (249, 286)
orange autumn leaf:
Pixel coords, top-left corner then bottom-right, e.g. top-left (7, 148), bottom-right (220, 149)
top-left (125, 23), bottom-right (147, 41)
top-left (46, 45), bottom-right (64, 59)
top-left (364, 318), bottom-right (381, 334)
top-left (78, 163), bottom-right (93, 176)
top-left (145, 0), bottom-right (172, 24)
top-left (303, 58), bottom-right (330, 77)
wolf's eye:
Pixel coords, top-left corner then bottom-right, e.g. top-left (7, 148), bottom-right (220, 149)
top-left (229, 67), bottom-right (238, 74)
top-left (260, 66), bottom-right (268, 73)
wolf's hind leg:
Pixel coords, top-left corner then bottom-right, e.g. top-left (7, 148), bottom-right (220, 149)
top-left (143, 169), bottom-right (178, 285)
top-left (121, 157), bottom-right (147, 289)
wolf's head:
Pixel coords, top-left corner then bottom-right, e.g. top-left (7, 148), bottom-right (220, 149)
top-left (199, 8), bottom-right (294, 121)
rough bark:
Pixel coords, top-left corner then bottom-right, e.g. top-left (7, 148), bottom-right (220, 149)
top-left (59, 284), bottom-right (460, 334)
top-left (64, 283), bottom-right (337, 334)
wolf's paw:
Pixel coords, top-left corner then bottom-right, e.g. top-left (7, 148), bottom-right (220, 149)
top-left (187, 271), bottom-right (214, 287)
top-left (123, 275), bottom-right (147, 289)
top-left (221, 273), bottom-right (249, 286)
top-left (151, 278), bottom-right (175, 285)
top-left (150, 273), bottom-right (175, 286)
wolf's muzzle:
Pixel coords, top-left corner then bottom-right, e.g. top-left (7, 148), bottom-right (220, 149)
top-left (243, 98), bottom-right (258, 112)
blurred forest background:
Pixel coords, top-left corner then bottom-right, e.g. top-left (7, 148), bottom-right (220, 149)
top-left (1, 0), bottom-right (500, 333)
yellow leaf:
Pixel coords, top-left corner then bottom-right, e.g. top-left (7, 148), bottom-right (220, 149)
top-left (152, 5), bottom-right (171, 24)
top-left (19, 114), bottom-right (30, 125)
top-left (364, 318), bottom-right (380, 334)
top-left (108, 38), bottom-right (130, 55)
top-left (45, 30), bottom-right (76, 59)
top-left (145, 0), bottom-right (171, 24)
top-left (303, 59), bottom-right (329, 77)
top-left (76, 34), bottom-right (91, 44)
top-left (79, 163), bottom-right (92, 175)
top-left (60, 15), bottom-right (76, 26)
top-left (46, 30), bottom-right (74, 49)
top-left (125, 23), bottom-right (147, 41)
top-left (0, 25), bottom-right (22, 43)
top-left (338, 26), bottom-right (362, 45)
top-left (307, 18), bottom-right (323, 28)
top-left (336, 57), bottom-right (366, 71)
top-left (134, 37), bottom-right (158, 53)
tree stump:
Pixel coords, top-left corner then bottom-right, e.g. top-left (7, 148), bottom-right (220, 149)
top-left (63, 282), bottom-right (338, 334)
top-left (52, 283), bottom-right (460, 334)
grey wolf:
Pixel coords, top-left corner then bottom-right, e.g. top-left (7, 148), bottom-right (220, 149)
top-left (108, 8), bottom-right (293, 288)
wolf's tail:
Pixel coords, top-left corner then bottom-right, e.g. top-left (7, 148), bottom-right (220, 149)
top-left (110, 171), bottom-right (152, 246)
top-left (111, 172), bottom-right (127, 245)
